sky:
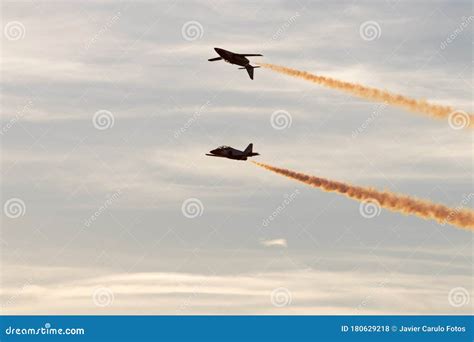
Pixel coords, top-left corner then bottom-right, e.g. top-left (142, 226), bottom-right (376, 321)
top-left (1, 0), bottom-right (472, 314)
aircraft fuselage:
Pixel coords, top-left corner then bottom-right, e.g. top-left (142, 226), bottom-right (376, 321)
top-left (208, 48), bottom-right (262, 80)
top-left (214, 48), bottom-right (249, 67)
top-left (206, 143), bottom-right (259, 161)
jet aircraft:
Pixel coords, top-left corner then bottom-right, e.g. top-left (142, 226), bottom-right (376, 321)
top-left (208, 47), bottom-right (262, 80)
top-left (206, 143), bottom-right (259, 161)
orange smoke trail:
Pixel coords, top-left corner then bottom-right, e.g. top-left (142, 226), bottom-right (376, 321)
top-left (252, 161), bottom-right (474, 231)
top-left (259, 63), bottom-right (473, 128)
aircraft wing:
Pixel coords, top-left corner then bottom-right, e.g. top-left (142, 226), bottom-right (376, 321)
top-left (205, 154), bottom-right (221, 157)
top-left (208, 57), bottom-right (223, 61)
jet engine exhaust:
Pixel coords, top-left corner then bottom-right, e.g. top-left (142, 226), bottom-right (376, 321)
top-left (252, 161), bottom-right (474, 230)
top-left (258, 63), bottom-right (473, 128)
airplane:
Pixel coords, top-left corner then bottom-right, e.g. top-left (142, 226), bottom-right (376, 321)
top-left (206, 143), bottom-right (259, 161)
top-left (208, 47), bottom-right (262, 80)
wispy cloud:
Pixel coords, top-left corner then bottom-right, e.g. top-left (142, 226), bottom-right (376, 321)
top-left (2, 265), bottom-right (471, 315)
top-left (260, 238), bottom-right (288, 248)
top-left (1, 0), bottom-right (472, 316)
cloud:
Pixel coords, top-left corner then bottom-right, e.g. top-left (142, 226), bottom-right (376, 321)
top-left (1, 0), bottom-right (472, 317)
top-left (2, 265), bottom-right (471, 315)
top-left (261, 238), bottom-right (288, 248)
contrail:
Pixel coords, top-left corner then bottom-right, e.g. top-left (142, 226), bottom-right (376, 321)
top-left (258, 63), bottom-right (473, 128)
top-left (252, 161), bottom-right (474, 230)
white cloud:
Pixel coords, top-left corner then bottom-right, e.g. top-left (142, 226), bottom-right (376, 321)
top-left (2, 265), bottom-right (471, 315)
top-left (261, 238), bottom-right (287, 248)
top-left (1, 0), bottom-right (472, 317)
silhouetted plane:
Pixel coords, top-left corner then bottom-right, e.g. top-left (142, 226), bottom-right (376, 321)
top-left (208, 48), bottom-right (262, 80)
top-left (206, 143), bottom-right (259, 161)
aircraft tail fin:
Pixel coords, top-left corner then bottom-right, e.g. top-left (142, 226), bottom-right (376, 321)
top-left (241, 65), bottom-right (259, 80)
top-left (246, 66), bottom-right (254, 80)
top-left (244, 143), bottom-right (253, 154)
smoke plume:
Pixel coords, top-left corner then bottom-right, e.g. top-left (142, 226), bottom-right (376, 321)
top-left (252, 161), bottom-right (474, 230)
top-left (258, 63), bottom-right (473, 128)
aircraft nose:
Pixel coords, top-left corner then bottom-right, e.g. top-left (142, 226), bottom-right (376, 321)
top-left (210, 149), bottom-right (218, 154)
top-left (214, 47), bottom-right (222, 53)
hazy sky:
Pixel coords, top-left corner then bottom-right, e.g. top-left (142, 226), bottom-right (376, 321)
top-left (1, 0), bottom-right (472, 314)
